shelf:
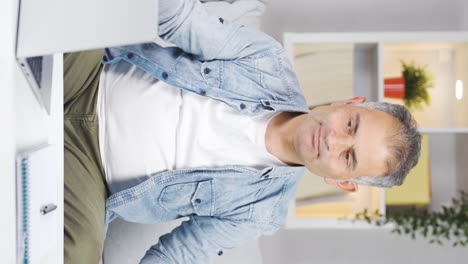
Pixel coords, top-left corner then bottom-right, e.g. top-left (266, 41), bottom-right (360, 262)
top-left (382, 42), bottom-right (468, 130)
top-left (419, 127), bottom-right (468, 133)
top-left (427, 133), bottom-right (468, 211)
top-left (290, 42), bottom-right (381, 106)
top-left (283, 31), bottom-right (468, 228)
top-left (385, 135), bottom-right (431, 206)
top-left (353, 43), bottom-right (381, 101)
top-left (291, 43), bottom-right (354, 106)
top-left (284, 214), bottom-right (393, 229)
top-left (292, 170), bottom-right (384, 219)
top-left (287, 172), bottom-right (385, 229)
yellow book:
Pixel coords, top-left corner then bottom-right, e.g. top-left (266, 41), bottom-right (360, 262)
top-left (295, 202), bottom-right (355, 218)
top-left (385, 134), bottom-right (431, 206)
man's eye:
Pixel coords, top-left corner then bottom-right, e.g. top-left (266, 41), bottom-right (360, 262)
top-left (347, 120), bottom-right (352, 132)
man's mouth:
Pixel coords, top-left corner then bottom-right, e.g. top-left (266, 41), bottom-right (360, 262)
top-left (314, 125), bottom-right (321, 157)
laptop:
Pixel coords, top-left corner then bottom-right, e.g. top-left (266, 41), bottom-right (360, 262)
top-left (16, 56), bottom-right (54, 114)
top-left (15, 0), bottom-right (158, 113)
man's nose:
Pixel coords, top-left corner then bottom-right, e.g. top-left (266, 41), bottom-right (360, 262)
top-left (325, 130), bottom-right (352, 152)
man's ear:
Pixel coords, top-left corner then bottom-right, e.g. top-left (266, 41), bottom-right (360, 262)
top-left (331, 97), bottom-right (366, 106)
top-left (324, 178), bottom-right (359, 192)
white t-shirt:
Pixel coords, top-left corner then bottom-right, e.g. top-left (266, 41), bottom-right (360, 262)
top-left (97, 60), bottom-right (285, 194)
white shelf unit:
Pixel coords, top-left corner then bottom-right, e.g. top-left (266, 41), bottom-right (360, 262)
top-left (283, 31), bottom-right (468, 229)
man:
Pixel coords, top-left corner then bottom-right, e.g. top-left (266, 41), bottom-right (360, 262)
top-left (64, 0), bottom-right (421, 263)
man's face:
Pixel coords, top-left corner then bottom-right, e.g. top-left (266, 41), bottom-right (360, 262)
top-left (295, 101), bottom-right (401, 181)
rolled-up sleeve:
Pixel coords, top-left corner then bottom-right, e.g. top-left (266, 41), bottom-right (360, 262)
top-left (158, 0), bottom-right (280, 61)
top-left (139, 216), bottom-right (263, 264)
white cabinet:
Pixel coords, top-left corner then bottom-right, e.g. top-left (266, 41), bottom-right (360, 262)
top-left (3, 0), bottom-right (160, 262)
top-left (13, 53), bottom-right (64, 264)
top-left (283, 31), bottom-right (468, 228)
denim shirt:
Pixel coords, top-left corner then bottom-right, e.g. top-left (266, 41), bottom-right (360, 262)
top-left (102, 0), bottom-right (310, 263)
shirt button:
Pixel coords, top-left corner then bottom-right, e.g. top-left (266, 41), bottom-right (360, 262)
top-left (264, 175), bottom-right (270, 179)
top-left (103, 56), bottom-right (108, 62)
top-left (200, 90), bottom-right (207, 96)
top-left (127, 53), bottom-right (134, 59)
top-left (240, 103), bottom-right (246, 110)
top-left (219, 17), bottom-right (224, 24)
top-left (172, 48), bottom-right (183, 58)
top-left (195, 198), bottom-right (201, 204)
top-left (143, 43), bottom-right (153, 50)
top-left (203, 68), bottom-right (211, 74)
top-left (217, 250), bottom-right (223, 256)
top-left (162, 72), bottom-right (169, 79)
top-left (262, 105), bottom-right (275, 111)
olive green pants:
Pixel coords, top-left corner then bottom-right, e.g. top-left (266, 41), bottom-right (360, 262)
top-left (64, 49), bottom-right (107, 264)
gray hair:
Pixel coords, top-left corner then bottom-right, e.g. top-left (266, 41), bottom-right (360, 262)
top-left (350, 102), bottom-right (422, 188)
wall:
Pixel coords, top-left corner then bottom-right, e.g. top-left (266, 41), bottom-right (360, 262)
top-left (462, 0), bottom-right (468, 30)
top-left (262, 0), bottom-right (465, 41)
top-left (261, 227), bottom-right (468, 264)
top-left (427, 134), bottom-right (459, 211)
top-left (454, 43), bottom-right (468, 127)
top-left (382, 43), bottom-right (468, 128)
top-left (456, 134), bottom-right (468, 191)
top-left (259, 0), bottom-right (468, 263)
top-left (104, 218), bottom-right (263, 264)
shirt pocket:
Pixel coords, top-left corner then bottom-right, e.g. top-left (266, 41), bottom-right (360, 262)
top-left (201, 60), bottom-right (221, 88)
top-left (254, 53), bottom-right (292, 101)
top-left (158, 180), bottom-right (214, 217)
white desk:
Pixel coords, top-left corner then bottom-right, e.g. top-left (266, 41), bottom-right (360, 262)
top-left (0, 0), bottom-right (19, 262)
top-left (1, 0), bottom-right (158, 262)
top-left (1, 1), bottom-right (64, 262)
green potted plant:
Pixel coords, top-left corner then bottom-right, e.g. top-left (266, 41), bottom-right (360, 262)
top-left (355, 191), bottom-right (468, 247)
top-left (384, 61), bottom-right (434, 110)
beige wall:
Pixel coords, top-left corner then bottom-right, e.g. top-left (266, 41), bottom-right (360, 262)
top-left (454, 43), bottom-right (468, 127)
top-left (293, 43), bottom-right (354, 105)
